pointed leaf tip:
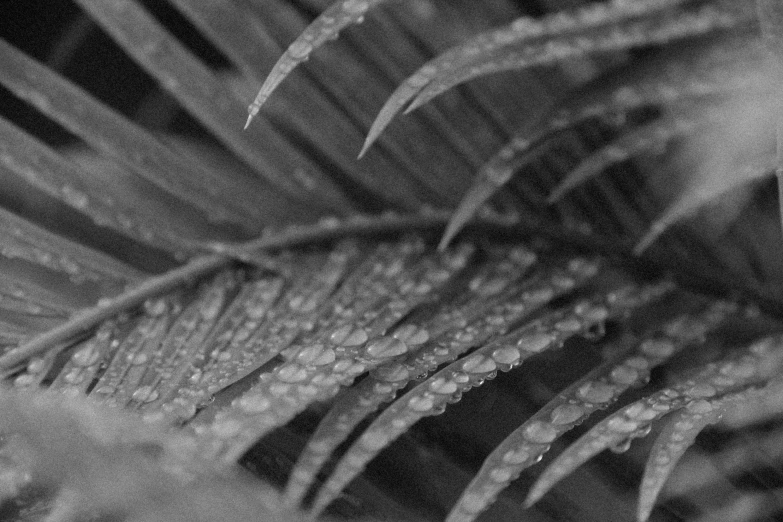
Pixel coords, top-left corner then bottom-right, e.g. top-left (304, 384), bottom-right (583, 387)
top-left (248, 0), bottom-right (388, 127)
top-left (361, 82), bottom-right (424, 157)
top-left (442, 170), bottom-right (514, 251)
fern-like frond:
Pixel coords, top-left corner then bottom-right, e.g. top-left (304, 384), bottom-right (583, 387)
top-left (307, 279), bottom-right (673, 517)
top-left (2, 0), bottom-right (783, 521)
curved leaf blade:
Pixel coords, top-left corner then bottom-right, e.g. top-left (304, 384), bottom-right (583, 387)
top-left (412, 3), bottom-right (753, 110)
top-left (0, 206), bottom-right (144, 284)
top-left (440, 33), bottom-right (766, 249)
top-left (360, 0), bottom-right (687, 156)
top-left (635, 155), bottom-right (775, 254)
top-left (445, 299), bottom-right (738, 522)
top-left (526, 334), bottom-right (783, 507)
top-left (247, 0), bottom-right (387, 127)
top-left (637, 397), bottom-right (731, 522)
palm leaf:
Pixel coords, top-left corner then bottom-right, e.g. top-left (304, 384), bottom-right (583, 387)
top-left (1, 0), bottom-right (783, 521)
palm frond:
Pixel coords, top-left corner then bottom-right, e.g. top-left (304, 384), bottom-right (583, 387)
top-left (1, 0), bottom-right (783, 521)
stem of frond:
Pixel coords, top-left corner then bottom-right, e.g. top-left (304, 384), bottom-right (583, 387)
top-left (4, 206), bottom-right (780, 373)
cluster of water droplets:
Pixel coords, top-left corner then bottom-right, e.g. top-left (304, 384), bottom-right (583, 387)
top-left (636, 397), bottom-right (731, 521)
top-left (89, 295), bottom-right (180, 410)
top-left (525, 331), bottom-right (783, 508)
top-left (443, 299), bottom-right (738, 522)
top-left (46, 322), bottom-right (120, 397)
top-left (198, 240), bottom-right (474, 462)
top-left (306, 276), bottom-right (672, 516)
top-left (283, 245), bottom-right (540, 504)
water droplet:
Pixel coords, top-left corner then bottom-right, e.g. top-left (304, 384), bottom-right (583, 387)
top-left (212, 419), bottom-right (243, 438)
top-left (26, 357), bottom-right (46, 374)
top-left (233, 394), bottom-right (271, 413)
top-left (685, 384), bottom-right (716, 398)
top-left (575, 303), bottom-right (609, 322)
top-left (550, 274), bottom-right (576, 290)
top-left (609, 438), bottom-right (633, 454)
top-left (607, 417), bottom-right (639, 433)
top-left (685, 399), bottom-right (713, 414)
top-left (408, 394), bottom-right (435, 412)
top-left (63, 368), bottom-right (84, 385)
top-left (502, 448), bottom-right (531, 465)
top-left (624, 403), bottom-right (657, 422)
top-left (362, 430), bottom-right (390, 450)
top-left (510, 247), bottom-right (537, 266)
top-left (277, 364), bottom-right (309, 383)
top-left (523, 421), bottom-right (558, 443)
top-left (132, 385), bottom-right (159, 403)
top-left (342, 328), bottom-right (369, 347)
top-left (461, 493), bottom-right (489, 514)
top-left (14, 374), bottom-right (35, 387)
top-left (393, 325), bottom-right (429, 346)
top-left (750, 337), bottom-right (776, 356)
top-left (491, 346), bottom-right (521, 366)
top-left (344, 362), bottom-right (366, 376)
top-left (640, 339), bottom-right (675, 358)
top-left (72, 345), bottom-right (100, 367)
top-left (567, 258), bottom-right (599, 278)
top-left (455, 330), bottom-right (476, 343)
top-left (517, 332), bottom-right (556, 353)
top-left (452, 372), bottom-right (470, 384)
top-left (365, 336), bottom-right (408, 359)
top-left (429, 377), bottom-right (458, 395)
top-left (710, 375), bottom-right (735, 387)
top-left (269, 382), bottom-right (291, 396)
top-left (288, 40), bottom-right (313, 60)
top-left (129, 353), bottom-right (148, 366)
top-left (550, 404), bottom-right (584, 425)
top-left (489, 467), bottom-right (514, 483)
top-left (372, 363), bottom-right (410, 382)
top-left (461, 354), bottom-right (497, 374)
top-left (720, 361), bottom-right (756, 379)
top-left (93, 385), bottom-right (115, 396)
top-left (329, 325), bottom-right (352, 345)
top-left (624, 356), bottom-right (650, 370)
top-left (523, 287), bottom-right (555, 304)
top-left (62, 185), bottom-right (88, 209)
top-left (554, 317), bottom-right (582, 333)
top-left (342, 0), bottom-right (369, 15)
top-left (610, 365), bottom-right (639, 385)
top-left (297, 344), bottom-right (336, 366)
top-left (473, 277), bottom-right (507, 296)
top-left (288, 294), bottom-right (317, 312)
top-left (577, 381), bottom-right (614, 403)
